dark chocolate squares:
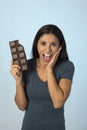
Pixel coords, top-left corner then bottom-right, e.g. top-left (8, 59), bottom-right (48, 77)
top-left (9, 40), bottom-right (28, 70)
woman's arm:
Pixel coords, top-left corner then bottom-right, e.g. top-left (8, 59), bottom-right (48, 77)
top-left (15, 80), bottom-right (28, 111)
top-left (47, 69), bottom-right (72, 108)
top-left (10, 61), bottom-right (28, 111)
top-left (46, 49), bottom-right (72, 108)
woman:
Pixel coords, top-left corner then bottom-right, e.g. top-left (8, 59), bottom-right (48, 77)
top-left (10, 24), bottom-right (75, 130)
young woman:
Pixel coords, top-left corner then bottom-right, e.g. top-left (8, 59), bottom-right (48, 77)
top-left (10, 24), bottom-right (75, 130)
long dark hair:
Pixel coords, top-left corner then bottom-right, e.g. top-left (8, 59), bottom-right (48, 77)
top-left (32, 24), bottom-right (69, 62)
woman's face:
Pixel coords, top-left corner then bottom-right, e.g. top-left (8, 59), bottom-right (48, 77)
top-left (37, 34), bottom-right (60, 64)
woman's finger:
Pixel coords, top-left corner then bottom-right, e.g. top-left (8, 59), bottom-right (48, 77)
top-left (11, 61), bottom-right (21, 70)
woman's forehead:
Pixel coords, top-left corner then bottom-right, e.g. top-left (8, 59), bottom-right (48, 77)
top-left (38, 34), bottom-right (59, 42)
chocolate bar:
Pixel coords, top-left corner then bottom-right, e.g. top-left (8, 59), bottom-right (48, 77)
top-left (9, 40), bottom-right (28, 70)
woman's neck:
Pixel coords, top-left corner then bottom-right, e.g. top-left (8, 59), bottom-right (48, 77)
top-left (36, 58), bottom-right (47, 69)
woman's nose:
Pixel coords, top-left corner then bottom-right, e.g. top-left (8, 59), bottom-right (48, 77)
top-left (46, 45), bottom-right (51, 51)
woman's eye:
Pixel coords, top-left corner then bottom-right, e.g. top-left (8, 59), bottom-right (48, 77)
top-left (51, 42), bottom-right (58, 46)
top-left (41, 42), bottom-right (46, 45)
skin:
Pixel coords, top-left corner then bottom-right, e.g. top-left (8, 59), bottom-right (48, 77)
top-left (10, 34), bottom-right (72, 110)
top-left (10, 63), bottom-right (28, 110)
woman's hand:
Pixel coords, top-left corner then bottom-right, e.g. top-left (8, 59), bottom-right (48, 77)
top-left (47, 46), bottom-right (62, 70)
top-left (10, 60), bottom-right (22, 81)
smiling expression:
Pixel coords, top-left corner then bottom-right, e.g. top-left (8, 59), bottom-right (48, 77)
top-left (37, 34), bottom-right (60, 64)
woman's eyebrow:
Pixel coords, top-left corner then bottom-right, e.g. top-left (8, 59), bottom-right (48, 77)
top-left (39, 40), bottom-right (46, 43)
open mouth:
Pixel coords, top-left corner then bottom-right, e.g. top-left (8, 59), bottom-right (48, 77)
top-left (43, 53), bottom-right (52, 63)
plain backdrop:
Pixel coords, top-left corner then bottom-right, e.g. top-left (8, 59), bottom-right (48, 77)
top-left (0, 0), bottom-right (87, 130)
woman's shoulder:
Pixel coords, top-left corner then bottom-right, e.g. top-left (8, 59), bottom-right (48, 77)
top-left (58, 60), bottom-right (74, 68)
top-left (26, 58), bottom-right (36, 71)
top-left (55, 60), bottom-right (75, 72)
top-left (55, 60), bottom-right (75, 80)
top-left (27, 58), bottom-right (36, 65)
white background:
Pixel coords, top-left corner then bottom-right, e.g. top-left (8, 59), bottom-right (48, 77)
top-left (0, 0), bottom-right (87, 130)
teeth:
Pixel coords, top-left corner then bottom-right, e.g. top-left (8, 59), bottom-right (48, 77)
top-left (44, 54), bottom-right (52, 57)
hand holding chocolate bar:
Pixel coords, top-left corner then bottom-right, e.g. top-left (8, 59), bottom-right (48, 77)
top-left (9, 40), bottom-right (28, 71)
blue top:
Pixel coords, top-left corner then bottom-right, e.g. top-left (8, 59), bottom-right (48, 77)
top-left (21, 59), bottom-right (75, 130)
